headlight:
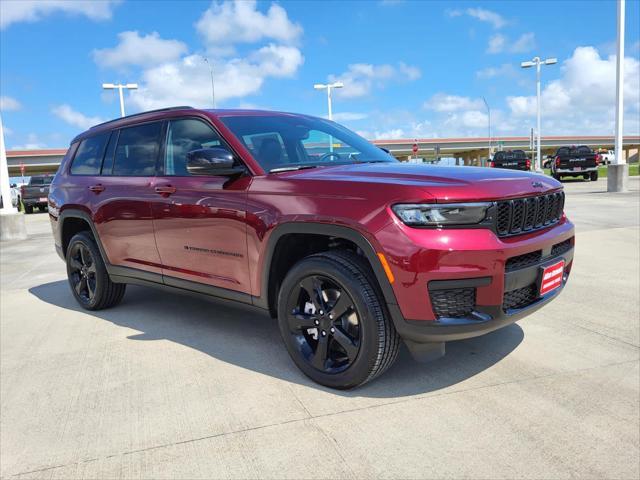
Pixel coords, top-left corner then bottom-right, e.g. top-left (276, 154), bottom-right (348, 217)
top-left (392, 203), bottom-right (491, 226)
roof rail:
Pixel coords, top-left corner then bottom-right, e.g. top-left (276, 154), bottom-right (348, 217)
top-left (90, 106), bottom-right (194, 130)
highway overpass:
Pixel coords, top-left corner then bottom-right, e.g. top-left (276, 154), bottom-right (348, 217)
top-left (6, 135), bottom-right (640, 176)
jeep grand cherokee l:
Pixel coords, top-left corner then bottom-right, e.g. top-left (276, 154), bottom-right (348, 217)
top-left (49, 107), bottom-right (575, 389)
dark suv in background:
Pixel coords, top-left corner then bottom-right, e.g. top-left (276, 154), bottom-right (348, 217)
top-left (49, 107), bottom-right (575, 389)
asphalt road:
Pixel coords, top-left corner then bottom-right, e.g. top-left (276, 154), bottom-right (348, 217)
top-left (1, 178), bottom-right (638, 479)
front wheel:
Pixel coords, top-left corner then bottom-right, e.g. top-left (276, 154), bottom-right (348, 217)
top-left (277, 251), bottom-right (400, 389)
top-left (66, 231), bottom-right (126, 310)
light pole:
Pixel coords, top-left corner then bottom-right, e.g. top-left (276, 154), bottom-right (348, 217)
top-left (102, 83), bottom-right (138, 117)
top-left (314, 82), bottom-right (344, 120)
top-left (609, 0), bottom-right (627, 192)
top-left (482, 96), bottom-right (491, 167)
top-left (203, 57), bottom-right (215, 108)
top-left (521, 56), bottom-right (557, 172)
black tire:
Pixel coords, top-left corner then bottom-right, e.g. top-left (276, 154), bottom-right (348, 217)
top-left (66, 231), bottom-right (126, 310)
top-left (277, 250), bottom-right (400, 389)
top-left (590, 171), bottom-right (599, 181)
top-left (24, 205), bottom-right (33, 214)
top-left (38, 205), bottom-right (47, 212)
top-left (583, 174), bottom-right (589, 181)
top-left (552, 173), bottom-right (561, 181)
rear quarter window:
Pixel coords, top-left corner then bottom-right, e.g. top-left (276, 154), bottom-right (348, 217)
top-left (70, 132), bottom-right (110, 175)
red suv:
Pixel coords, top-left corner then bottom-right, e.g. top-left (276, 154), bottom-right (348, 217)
top-left (49, 107), bottom-right (575, 389)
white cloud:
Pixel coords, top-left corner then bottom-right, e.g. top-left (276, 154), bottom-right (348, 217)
top-left (487, 32), bottom-right (535, 54)
top-left (511, 33), bottom-right (536, 53)
top-left (92, 2), bottom-right (306, 111)
top-left (332, 112), bottom-right (368, 122)
top-left (328, 62), bottom-right (421, 98)
top-left (487, 34), bottom-right (506, 54)
top-left (0, 96), bottom-right (21, 111)
top-left (506, 46), bottom-right (640, 136)
top-left (93, 31), bottom-right (188, 69)
top-left (10, 133), bottom-right (46, 150)
top-left (0, 0), bottom-right (120, 29)
top-left (424, 93), bottom-right (484, 112)
top-left (476, 63), bottom-right (516, 79)
top-left (130, 46), bottom-right (304, 110)
top-left (196, 0), bottom-right (302, 46)
top-left (448, 7), bottom-right (506, 29)
top-left (52, 105), bottom-right (105, 130)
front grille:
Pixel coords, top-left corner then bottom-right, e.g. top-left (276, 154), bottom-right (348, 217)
top-left (505, 250), bottom-right (542, 271)
top-left (503, 284), bottom-right (537, 311)
top-left (551, 238), bottom-right (573, 257)
top-left (496, 192), bottom-right (565, 237)
top-left (429, 287), bottom-right (475, 319)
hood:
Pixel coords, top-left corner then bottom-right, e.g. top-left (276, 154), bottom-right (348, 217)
top-left (275, 162), bottom-right (561, 202)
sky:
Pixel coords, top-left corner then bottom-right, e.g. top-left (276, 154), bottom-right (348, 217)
top-left (1, 0), bottom-right (639, 150)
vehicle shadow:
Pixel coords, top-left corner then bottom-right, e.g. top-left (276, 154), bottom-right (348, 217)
top-left (29, 280), bottom-right (524, 398)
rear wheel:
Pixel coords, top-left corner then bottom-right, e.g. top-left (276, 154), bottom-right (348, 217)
top-left (583, 174), bottom-right (590, 181)
top-left (277, 250), bottom-right (400, 389)
top-left (590, 171), bottom-right (599, 181)
top-left (24, 205), bottom-right (33, 214)
top-left (66, 231), bottom-right (126, 310)
top-left (38, 205), bottom-right (47, 212)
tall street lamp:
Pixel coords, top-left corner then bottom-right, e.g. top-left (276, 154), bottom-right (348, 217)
top-left (609, 0), bottom-right (627, 192)
top-left (203, 57), bottom-right (215, 109)
top-left (314, 82), bottom-right (344, 120)
top-left (521, 56), bottom-right (557, 172)
top-left (482, 96), bottom-right (491, 167)
top-left (102, 83), bottom-right (138, 117)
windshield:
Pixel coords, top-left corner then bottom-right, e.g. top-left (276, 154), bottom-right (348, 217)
top-left (220, 115), bottom-right (396, 172)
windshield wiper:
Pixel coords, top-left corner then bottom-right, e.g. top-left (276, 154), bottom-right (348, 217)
top-left (269, 165), bottom-right (319, 173)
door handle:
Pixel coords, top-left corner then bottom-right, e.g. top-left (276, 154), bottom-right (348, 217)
top-left (155, 185), bottom-right (177, 196)
top-left (88, 184), bottom-right (105, 193)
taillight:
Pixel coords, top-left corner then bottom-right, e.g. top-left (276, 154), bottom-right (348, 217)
top-left (595, 154), bottom-right (601, 166)
top-left (489, 161), bottom-right (494, 167)
top-left (20, 185), bottom-right (25, 195)
top-left (526, 159), bottom-right (531, 170)
top-left (555, 156), bottom-right (561, 167)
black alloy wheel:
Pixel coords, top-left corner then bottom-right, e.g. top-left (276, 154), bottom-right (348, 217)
top-left (66, 231), bottom-right (126, 310)
top-left (285, 274), bottom-right (361, 374)
top-left (277, 251), bottom-right (400, 389)
top-left (68, 242), bottom-right (98, 304)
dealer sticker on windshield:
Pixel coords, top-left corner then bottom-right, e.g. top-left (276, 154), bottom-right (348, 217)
top-left (539, 260), bottom-right (565, 296)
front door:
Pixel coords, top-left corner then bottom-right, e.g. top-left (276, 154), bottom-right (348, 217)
top-left (151, 117), bottom-right (252, 295)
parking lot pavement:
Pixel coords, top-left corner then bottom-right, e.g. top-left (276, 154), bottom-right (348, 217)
top-left (1, 177), bottom-right (638, 480)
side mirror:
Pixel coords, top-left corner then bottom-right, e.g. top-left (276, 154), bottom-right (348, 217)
top-left (186, 147), bottom-right (245, 176)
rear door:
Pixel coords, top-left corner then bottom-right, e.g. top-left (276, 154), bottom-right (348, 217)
top-left (151, 117), bottom-right (251, 295)
top-left (93, 122), bottom-right (164, 275)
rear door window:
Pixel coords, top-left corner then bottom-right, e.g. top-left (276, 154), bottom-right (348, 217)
top-left (70, 132), bottom-right (110, 175)
top-left (113, 122), bottom-right (162, 176)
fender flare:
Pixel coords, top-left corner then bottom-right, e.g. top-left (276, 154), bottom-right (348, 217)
top-left (256, 222), bottom-right (399, 312)
top-left (57, 209), bottom-right (110, 264)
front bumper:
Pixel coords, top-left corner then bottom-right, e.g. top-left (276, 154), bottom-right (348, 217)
top-left (375, 216), bottom-right (575, 343)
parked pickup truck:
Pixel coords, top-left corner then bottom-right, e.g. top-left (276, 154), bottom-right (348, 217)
top-left (551, 146), bottom-right (600, 181)
top-left (21, 174), bottom-right (54, 213)
top-left (490, 150), bottom-right (531, 171)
